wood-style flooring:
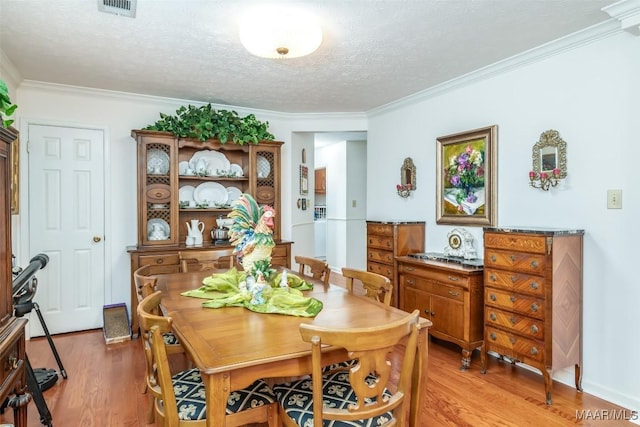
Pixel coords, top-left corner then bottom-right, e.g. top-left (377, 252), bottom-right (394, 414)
top-left (0, 273), bottom-right (633, 426)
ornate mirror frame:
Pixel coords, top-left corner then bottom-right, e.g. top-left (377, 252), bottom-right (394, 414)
top-left (401, 157), bottom-right (416, 189)
top-left (532, 129), bottom-right (567, 178)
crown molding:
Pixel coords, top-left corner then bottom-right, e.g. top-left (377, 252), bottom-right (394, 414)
top-left (603, 0), bottom-right (640, 35)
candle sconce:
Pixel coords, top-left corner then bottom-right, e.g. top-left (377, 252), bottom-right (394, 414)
top-left (529, 130), bottom-right (567, 191)
top-left (397, 157), bottom-right (416, 198)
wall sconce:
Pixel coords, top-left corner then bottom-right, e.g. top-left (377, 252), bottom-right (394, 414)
top-left (528, 129), bottom-right (567, 191)
top-left (396, 157), bottom-right (416, 198)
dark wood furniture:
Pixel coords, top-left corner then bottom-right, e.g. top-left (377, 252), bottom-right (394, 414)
top-left (480, 227), bottom-right (584, 405)
top-left (0, 126), bottom-right (29, 427)
top-left (154, 268), bottom-right (431, 427)
top-left (127, 130), bottom-right (291, 336)
top-left (398, 255), bottom-right (484, 370)
top-left (366, 220), bottom-right (425, 307)
top-left (314, 167), bottom-right (326, 194)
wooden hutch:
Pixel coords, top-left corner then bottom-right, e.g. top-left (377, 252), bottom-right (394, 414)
top-left (127, 130), bottom-right (292, 335)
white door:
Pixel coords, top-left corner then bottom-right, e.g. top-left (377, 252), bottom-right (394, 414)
top-left (27, 124), bottom-right (105, 336)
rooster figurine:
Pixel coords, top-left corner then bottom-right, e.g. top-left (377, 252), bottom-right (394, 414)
top-left (228, 193), bottom-right (276, 277)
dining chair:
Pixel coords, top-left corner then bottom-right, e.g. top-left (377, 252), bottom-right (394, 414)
top-left (133, 265), bottom-right (182, 423)
top-left (342, 267), bottom-right (393, 306)
top-left (273, 309), bottom-right (421, 427)
top-left (295, 255), bottom-right (331, 286)
top-left (179, 248), bottom-right (235, 272)
top-left (137, 290), bottom-right (280, 427)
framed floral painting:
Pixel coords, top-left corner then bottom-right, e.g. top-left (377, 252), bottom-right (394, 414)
top-left (436, 125), bottom-right (497, 226)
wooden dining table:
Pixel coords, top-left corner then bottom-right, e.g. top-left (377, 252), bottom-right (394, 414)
top-left (154, 268), bottom-right (431, 427)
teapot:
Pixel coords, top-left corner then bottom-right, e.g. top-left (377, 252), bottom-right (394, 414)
top-left (194, 158), bottom-right (209, 176)
top-left (186, 219), bottom-right (204, 245)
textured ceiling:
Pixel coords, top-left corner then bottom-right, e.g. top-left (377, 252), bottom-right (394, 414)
top-left (0, 0), bottom-right (615, 113)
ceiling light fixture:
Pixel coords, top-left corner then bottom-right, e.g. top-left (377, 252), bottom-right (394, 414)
top-left (240, 6), bottom-right (322, 59)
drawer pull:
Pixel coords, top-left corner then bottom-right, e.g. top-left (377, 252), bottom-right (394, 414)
top-left (156, 259), bottom-right (164, 264)
top-left (530, 347), bottom-right (539, 356)
top-left (510, 295), bottom-right (516, 303)
top-left (489, 313), bottom-right (497, 321)
top-left (530, 282), bottom-right (539, 290)
top-left (447, 276), bottom-right (460, 282)
top-left (386, 242), bottom-right (391, 247)
top-left (386, 269), bottom-right (392, 275)
top-left (424, 309), bottom-right (435, 317)
top-left (489, 294), bottom-right (497, 301)
top-left (489, 333), bottom-right (497, 341)
top-left (531, 325), bottom-right (539, 334)
top-left (386, 255), bottom-right (392, 261)
top-left (490, 255), bottom-right (496, 262)
top-left (509, 316), bottom-right (516, 324)
top-left (530, 303), bottom-right (539, 312)
top-left (509, 337), bottom-right (516, 344)
top-left (406, 267), bottom-right (415, 271)
top-left (448, 290), bottom-right (460, 297)
top-left (531, 260), bottom-right (539, 268)
top-left (489, 274), bottom-right (496, 282)
top-left (510, 276), bottom-right (516, 283)
top-left (510, 255), bottom-right (516, 262)
top-left (407, 279), bottom-right (415, 285)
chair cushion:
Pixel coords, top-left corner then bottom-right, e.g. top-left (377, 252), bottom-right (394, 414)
top-left (273, 371), bottom-right (393, 427)
top-left (168, 368), bottom-right (276, 421)
top-left (162, 331), bottom-right (180, 345)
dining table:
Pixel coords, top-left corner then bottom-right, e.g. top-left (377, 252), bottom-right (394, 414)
top-left (154, 268), bottom-right (431, 427)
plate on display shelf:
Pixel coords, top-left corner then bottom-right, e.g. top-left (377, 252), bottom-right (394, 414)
top-left (179, 185), bottom-right (196, 203)
top-left (257, 155), bottom-right (271, 178)
top-left (193, 182), bottom-right (229, 206)
top-left (229, 163), bottom-right (244, 177)
top-left (189, 150), bottom-right (230, 176)
top-left (227, 186), bottom-right (242, 204)
top-left (147, 149), bottom-right (170, 175)
top-left (147, 218), bottom-right (170, 240)
top-left (178, 160), bottom-right (193, 175)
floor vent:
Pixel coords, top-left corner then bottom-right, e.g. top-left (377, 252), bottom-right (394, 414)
top-left (98, 0), bottom-right (137, 18)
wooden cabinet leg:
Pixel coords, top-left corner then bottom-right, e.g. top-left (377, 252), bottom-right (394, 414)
top-left (543, 367), bottom-right (553, 405)
top-left (480, 345), bottom-right (487, 374)
top-left (460, 349), bottom-right (471, 371)
top-left (575, 363), bottom-right (583, 391)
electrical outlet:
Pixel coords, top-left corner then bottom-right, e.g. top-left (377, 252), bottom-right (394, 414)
top-left (607, 189), bottom-right (622, 209)
top-left (352, 200), bottom-right (357, 208)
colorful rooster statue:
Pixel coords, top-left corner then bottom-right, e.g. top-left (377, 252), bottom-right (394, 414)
top-left (228, 193), bottom-right (276, 277)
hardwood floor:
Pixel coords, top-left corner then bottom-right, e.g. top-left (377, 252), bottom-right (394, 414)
top-left (0, 273), bottom-right (633, 426)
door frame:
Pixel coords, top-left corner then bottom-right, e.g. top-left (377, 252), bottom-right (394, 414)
top-left (17, 118), bottom-right (111, 338)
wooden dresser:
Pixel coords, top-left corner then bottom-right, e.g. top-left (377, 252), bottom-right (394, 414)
top-left (480, 227), bottom-right (584, 405)
top-left (366, 221), bottom-right (425, 308)
top-left (398, 255), bottom-right (484, 370)
top-left (0, 126), bottom-right (29, 426)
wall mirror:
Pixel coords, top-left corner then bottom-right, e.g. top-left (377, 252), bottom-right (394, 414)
top-left (401, 157), bottom-right (416, 189)
top-left (532, 129), bottom-right (567, 178)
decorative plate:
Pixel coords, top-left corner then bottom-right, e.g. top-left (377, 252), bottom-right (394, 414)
top-left (147, 149), bottom-right (170, 175)
top-left (189, 150), bottom-right (230, 176)
top-left (179, 185), bottom-right (196, 203)
top-left (178, 160), bottom-right (191, 175)
top-left (257, 155), bottom-right (271, 178)
top-left (193, 182), bottom-right (228, 206)
top-left (227, 186), bottom-right (242, 204)
top-left (147, 218), bottom-right (170, 240)
top-left (230, 163), bottom-right (244, 177)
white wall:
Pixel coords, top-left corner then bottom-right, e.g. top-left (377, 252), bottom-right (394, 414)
top-left (367, 31), bottom-right (640, 412)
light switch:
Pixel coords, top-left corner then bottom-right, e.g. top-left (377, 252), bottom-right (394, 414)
top-left (352, 200), bottom-right (357, 208)
top-left (607, 189), bottom-right (622, 209)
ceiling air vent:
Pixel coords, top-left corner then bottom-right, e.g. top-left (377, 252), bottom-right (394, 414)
top-left (98, 0), bottom-right (137, 18)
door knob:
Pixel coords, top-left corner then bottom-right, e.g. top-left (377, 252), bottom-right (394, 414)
top-left (93, 236), bottom-right (102, 242)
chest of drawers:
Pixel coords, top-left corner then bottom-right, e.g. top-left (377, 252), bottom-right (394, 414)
top-left (480, 227), bottom-right (584, 405)
top-left (366, 221), bottom-right (425, 308)
top-left (398, 256), bottom-right (484, 370)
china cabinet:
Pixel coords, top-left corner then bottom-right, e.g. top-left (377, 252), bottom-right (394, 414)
top-left (0, 126), bottom-right (29, 426)
top-left (398, 256), bottom-right (484, 370)
top-left (366, 221), bottom-right (425, 307)
top-left (480, 227), bottom-right (584, 405)
top-left (128, 130), bottom-right (291, 336)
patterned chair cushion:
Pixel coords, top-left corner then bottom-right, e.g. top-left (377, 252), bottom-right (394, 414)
top-left (162, 331), bottom-right (180, 345)
top-left (166, 368), bottom-right (276, 421)
top-left (273, 371), bottom-right (394, 427)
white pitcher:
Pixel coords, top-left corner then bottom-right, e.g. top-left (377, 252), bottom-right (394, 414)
top-left (186, 219), bottom-right (204, 245)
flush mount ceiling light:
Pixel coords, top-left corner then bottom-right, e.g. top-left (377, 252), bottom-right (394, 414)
top-left (240, 6), bottom-right (322, 59)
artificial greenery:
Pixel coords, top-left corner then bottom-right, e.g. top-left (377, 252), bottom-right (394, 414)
top-left (144, 104), bottom-right (274, 144)
top-left (0, 80), bottom-right (18, 128)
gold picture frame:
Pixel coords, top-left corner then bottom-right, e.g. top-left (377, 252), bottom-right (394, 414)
top-left (10, 128), bottom-right (19, 215)
top-left (436, 125), bottom-right (497, 226)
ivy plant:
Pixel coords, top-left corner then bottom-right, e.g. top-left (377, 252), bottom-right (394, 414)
top-left (0, 80), bottom-right (18, 128)
top-left (144, 104), bottom-right (274, 144)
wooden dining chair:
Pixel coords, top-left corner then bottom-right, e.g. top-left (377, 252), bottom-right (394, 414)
top-left (295, 255), bottom-right (331, 286)
top-left (138, 291), bottom-right (280, 427)
top-left (273, 309), bottom-right (421, 427)
top-left (341, 267), bottom-right (393, 306)
top-left (179, 248), bottom-right (235, 272)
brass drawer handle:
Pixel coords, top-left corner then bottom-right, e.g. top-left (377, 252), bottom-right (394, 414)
top-left (510, 295), bottom-right (516, 303)
top-left (386, 241), bottom-right (391, 247)
top-left (386, 269), bottom-right (392, 275)
top-left (530, 347), bottom-right (539, 356)
top-left (489, 313), bottom-right (497, 321)
top-left (447, 276), bottom-right (460, 282)
top-left (530, 282), bottom-right (539, 290)
top-left (156, 259), bottom-right (164, 264)
top-left (424, 309), bottom-right (434, 317)
top-left (509, 337), bottom-right (516, 344)
top-left (530, 303), bottom-right (539, 312)
top-left (489, 274), bottom-right (496, 282)
top-left (386, 255), bottom-right (392, 261)
top-left (489, 333), bottom-right (497, 341)
top-left (510, 316), bottom-right (516, 324)
top-left (531, 325), bottom-right (539, 334)
top-left (407, 279), bottom-right (415, 285)
top-left (531, 260), bottom-right (539, 268)
top-left (510, 276), bottom-right (516, 283)
top-left (406, 267), bottom-right (415, 271)
top-left (490, 255), bottom-right (496, 262)
top-left (448, 290), bottom-right (460, 297)
top-left (490, 294), bottom-right (496, 301)
top-left (510, 255), bottom-right (516, 262)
